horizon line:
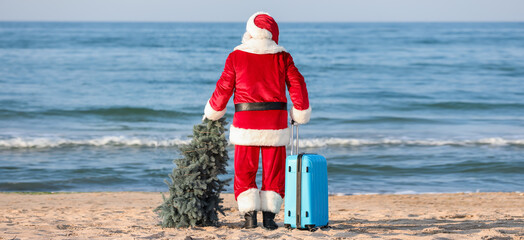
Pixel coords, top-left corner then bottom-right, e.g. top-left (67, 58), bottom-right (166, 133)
top-left (1, 20), bottom-right (524, 24)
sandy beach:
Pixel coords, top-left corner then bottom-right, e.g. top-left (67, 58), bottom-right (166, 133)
top-left (0, 192), bottom-right (522, 239)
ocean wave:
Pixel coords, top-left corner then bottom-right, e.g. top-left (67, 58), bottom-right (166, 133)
top-left (1, 136), bottom-right (523, 149)
top-left (0, 136), bottom-right (191, 149)
top-left (420, 102), bottom-right (524, 110)
top-left (0, 107), bottom-right (196, 120)
top-left (299, 137), bottom-right (524, 148)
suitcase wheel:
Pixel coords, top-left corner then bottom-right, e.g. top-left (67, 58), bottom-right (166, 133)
top-left (320, 223), bottom-right (331, 229)
top-left (305, 224), bottom-right (317, 232)
top-left (284, 224), bottom-right (292, 230)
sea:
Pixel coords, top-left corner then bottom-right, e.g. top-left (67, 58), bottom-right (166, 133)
top-left (1, 22), bottom-right (523, 194)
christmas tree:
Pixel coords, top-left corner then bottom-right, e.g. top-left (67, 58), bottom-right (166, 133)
top-left (155, 117), bottom-right (231, 228)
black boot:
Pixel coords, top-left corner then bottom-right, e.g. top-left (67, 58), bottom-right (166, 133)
top-left (262, 211), bottom-right (278, 230)
top-left (243, 211), bottom-right (258, 229)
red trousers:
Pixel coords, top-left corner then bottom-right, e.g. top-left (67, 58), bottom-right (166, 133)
top-left (234, 145), bottom-right (286, 200)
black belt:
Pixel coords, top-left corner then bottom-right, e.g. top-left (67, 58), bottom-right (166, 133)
top-left (235, 102), bottom-right (287, 112)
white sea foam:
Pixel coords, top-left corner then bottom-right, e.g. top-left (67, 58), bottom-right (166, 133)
top-left (0, 136), bottom-right (191, 149)
top-left (298, 137), bottom-right (524, 148)
top-left (1, 136), bottom-right (522, 149)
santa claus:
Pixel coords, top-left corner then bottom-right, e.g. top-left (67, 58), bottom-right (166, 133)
top-left (203, 11), bottom-right (311, 230)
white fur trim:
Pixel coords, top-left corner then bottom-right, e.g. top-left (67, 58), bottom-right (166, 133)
top-left (246, 11), bottom-right (273, 40)
top-left (204, 100), bottom-right (226, 121)
top-left (260, 190), bottom-right (283, 214)
top-left (290, 106), bottom-right (312, 124)
top-left (229, 125), bottom-right (290, 146)
top-left (237, 188), bottom-right (260, 213)
top-left (234, 38), bottom-right (286, 54)
top-left (241, 32), bottom-right (252, 44)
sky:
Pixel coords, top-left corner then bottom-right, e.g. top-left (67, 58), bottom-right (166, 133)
top-left (1, 0), bottom-right (524, 22)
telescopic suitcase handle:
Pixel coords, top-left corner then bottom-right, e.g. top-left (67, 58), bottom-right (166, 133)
top-left (290, 120), bottom-right (299, 155)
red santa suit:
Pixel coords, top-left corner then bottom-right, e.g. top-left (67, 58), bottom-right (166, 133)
top-left (204, 12), bottom-right (311, 214)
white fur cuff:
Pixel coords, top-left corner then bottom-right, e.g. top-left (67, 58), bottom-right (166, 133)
top-left (290, 106), bottom-right (312, 124)
top-left (229, 125), bottom-right (290, 146)
top-left (260, 190), bottom-right (283, 214)
top-left (204, 100), bottom-right (226, 121)
top-left (237, 188), bottom-right (260, 213)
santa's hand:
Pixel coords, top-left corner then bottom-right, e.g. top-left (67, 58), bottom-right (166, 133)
top-left (204, 100), bottom-right (227, 121)
top-left (290, 106), bottom-right (312, 125)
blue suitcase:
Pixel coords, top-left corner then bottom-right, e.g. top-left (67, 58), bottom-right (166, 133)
top-left (284, 124), bottom-right (328, 230)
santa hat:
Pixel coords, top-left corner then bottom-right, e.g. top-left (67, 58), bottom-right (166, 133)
top-left (245, 12), bottom-right (279, 44)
